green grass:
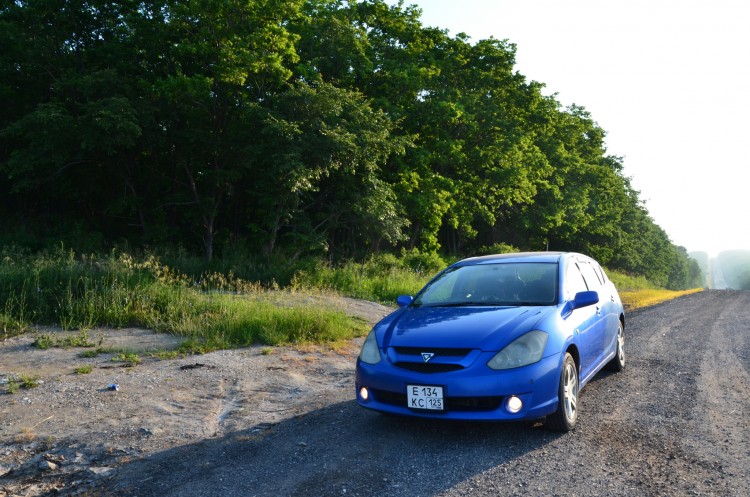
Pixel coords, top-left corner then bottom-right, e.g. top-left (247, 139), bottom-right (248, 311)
top-left (6, 379), bottom-right (19, 394)
top-left (0, 245), bottom-right (700, 354)
top-left (290, 252), bottom-right (439, 303)
top-left (112, 352), bottom-right (142, 366)
top-left (152, 349), bottom-right (182, 360)
top-left (33, 330), bottom-right (99, 349)
top-left (606, 269), bottom-right (660, 292)
top-left (0, 246), bottom-right (372, 350)
top-left (1, 313), bottom-right (27, 339)
top-left (3, 375), bottom-right (39, 393)
top-left (20, 375), bottom-right (39, 389)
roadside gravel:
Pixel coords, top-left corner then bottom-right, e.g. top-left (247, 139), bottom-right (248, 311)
top-left (0, 295), bottom-right (390, 496)
top-left (2, 290), bottom-right (749, 497)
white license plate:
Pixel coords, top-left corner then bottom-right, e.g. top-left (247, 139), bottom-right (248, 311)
top-left (407, 385), bottom-right (444, 410)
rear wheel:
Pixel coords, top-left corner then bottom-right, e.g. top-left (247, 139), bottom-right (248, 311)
top-left (606, 321), bottom-right (625, 371)
top-left (545, 353), bottom-right (578, 432)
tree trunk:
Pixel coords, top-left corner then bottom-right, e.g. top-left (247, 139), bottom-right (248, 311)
top-left (203, 218), bottom-right (214, 262)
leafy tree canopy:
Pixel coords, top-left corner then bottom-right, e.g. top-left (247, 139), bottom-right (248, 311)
top-left (0, 0), bottom-right (701, 288)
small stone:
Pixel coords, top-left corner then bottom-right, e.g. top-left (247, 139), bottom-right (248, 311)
top-left (88, 466), bottom-right (115, 478)
top-left (44, 453), bottom-right (65, 465)
top-left (140, 427), bottom-right (162, 436)
top-left (38, 460), bottom-right (58, 471)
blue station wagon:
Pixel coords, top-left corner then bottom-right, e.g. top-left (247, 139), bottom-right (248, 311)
top-left (355, 252), bottom-right (625, 431)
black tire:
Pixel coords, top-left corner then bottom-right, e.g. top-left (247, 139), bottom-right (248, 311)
top-left (545, 353), bottom-right (578, 432)
top-left (605, 320), bottom-right (625, 372)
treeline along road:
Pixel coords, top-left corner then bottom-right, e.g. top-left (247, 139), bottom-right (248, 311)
top-left (96, 291), bottom-right (750, 495)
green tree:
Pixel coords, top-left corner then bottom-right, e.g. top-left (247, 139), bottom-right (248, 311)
top-left (0, 0), bottom-right (705, 288)
top-left (144, 0), bottom-right (303, 261)
top-left (248, 82), bottom-right (407, 259)
top-left (0, 1), bottom-right (148, 241)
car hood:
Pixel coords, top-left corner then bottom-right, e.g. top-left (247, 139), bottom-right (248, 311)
top-left (381, 305), bottom-right (555, 351)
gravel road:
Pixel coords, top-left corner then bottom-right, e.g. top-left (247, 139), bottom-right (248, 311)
top-left (3, 290), bottom-right (749, 496)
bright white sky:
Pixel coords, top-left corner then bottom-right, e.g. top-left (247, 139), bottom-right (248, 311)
top-left (387, 0), bottom-right (750, 256)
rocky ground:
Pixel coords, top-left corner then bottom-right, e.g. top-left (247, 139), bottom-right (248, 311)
top-left (0, 296), bottom-right (391, 496)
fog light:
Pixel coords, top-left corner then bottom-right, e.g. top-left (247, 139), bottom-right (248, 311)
top-left (506, 395), bottom-right (523, 414)
top-left (359, 386), bottom-right (370, 401)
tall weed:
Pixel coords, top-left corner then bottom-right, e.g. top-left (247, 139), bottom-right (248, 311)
top-left (606, 269), bottom-right (660, 292)
top-left (0, 246), bottom-right (369, 348)
top-left (291, 252), bottom-right (440, 302)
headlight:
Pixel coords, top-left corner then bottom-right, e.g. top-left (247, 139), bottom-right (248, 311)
top-left (487, 330), bottom-right (548, 370)
top-left (359, 330), bottom-right (381, 365)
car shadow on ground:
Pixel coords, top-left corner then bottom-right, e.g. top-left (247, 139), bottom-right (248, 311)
top-left (104, 399), bottom-right (561, 497)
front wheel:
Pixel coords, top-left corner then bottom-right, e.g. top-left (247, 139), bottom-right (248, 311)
top-left (545, 353), bottom-right (578, 432)
top-left (606, 321), bottom-right (625, 372)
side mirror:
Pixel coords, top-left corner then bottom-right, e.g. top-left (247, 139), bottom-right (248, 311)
top-left (396, 295), bottom-right (413, 308)
top-left (573, 290), bottom-right (599, 309)
top-left (561, 290), bottom-right (600, 318)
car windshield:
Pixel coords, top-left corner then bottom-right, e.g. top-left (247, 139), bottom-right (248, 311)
top-left (413, 262), bottom-right (558, 307)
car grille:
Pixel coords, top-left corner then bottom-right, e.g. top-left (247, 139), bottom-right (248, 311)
top-left (393, 362), bottom-right (464, 373)
top-left (372, 389), bottom-right (503, 412)
top-left (392, 347), bottom-right (472, 357)
top-left (388, 346), bottom-right (475, 373)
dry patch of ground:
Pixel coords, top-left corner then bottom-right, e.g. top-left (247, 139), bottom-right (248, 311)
top-left (0, 296), bottom-right (392, 496)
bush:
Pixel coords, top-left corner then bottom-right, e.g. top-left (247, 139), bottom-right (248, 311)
top-left (476, 243), bottom-right (520, 256)
top-left (400, 249), bottom-right (448, 274)
top-left (291, 255), bottom-right (433, 302)
top-left (606, 269), bottom-right (659, 292)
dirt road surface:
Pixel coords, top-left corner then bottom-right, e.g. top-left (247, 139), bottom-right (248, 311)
top-left (1, 290), bottom-right (749, 496)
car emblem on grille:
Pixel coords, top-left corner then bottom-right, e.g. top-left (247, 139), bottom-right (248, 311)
top-left (421, 352), bottom-right (435, 363)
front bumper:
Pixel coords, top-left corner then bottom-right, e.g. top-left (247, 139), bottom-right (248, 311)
top-left (355, 351), bottom-right (562, 421)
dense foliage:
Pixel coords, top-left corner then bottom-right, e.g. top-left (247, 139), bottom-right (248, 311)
top-left (0, 0), bottom-right (702, 289)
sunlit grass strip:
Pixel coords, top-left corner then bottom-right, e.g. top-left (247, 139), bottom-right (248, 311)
top-left (142, 292), bottom-right (371, 351)
top-left (3, 247), bottom-right (707, 351)
top-left (292, 259), bottom-right (429, 303)
top-left (620, 288), bottom-right (703, 311)
top-left (72, 286), bottom-right (369, 349)
top-left (606, 269), bottom-right (660, 292)
top-left (1, 248), bottom-right (370, 348)
top-left (196, 296), bottom-right (371, 349)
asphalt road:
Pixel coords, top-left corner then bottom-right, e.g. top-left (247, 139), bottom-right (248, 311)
top-left (105, 290), bottom-right (749, 497)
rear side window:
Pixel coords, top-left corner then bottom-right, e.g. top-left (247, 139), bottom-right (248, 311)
top-left (578, 261), bottom-right (604, 291)
top-left (564, 262), bottom-right (588, 300)
top-left (596, 264), bottom-right (608, 283)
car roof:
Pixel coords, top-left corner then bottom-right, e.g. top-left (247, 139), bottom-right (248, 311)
top-left (455, 251), bottom-right (570, 266)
